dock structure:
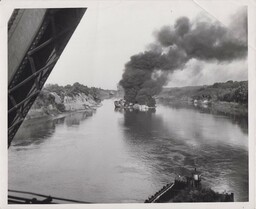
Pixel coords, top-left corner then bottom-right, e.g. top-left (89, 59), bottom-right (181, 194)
top-left (8, 8), bottom-right (86, 147)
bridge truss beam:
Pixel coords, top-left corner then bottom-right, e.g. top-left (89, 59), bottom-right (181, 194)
top-left (8, 8), bottom-right (86, 147)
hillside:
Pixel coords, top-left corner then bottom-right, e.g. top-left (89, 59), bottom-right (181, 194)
top-left (27, 82), bottom-right (116, 119)
top-left (158, 80), bottom-right (248, 116)
top-left (160, 80), bottom-right (247, 104)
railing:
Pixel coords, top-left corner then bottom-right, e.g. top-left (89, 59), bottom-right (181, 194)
top-left (145, 180), bottom-right (187, 203)
top-left (8, 189), bottom-right (92, 204)
top-left (144, 183), bottom-right (174, 203)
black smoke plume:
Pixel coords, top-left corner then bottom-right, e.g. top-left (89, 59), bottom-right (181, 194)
top-left (119, 8), bottom-right (247, 106)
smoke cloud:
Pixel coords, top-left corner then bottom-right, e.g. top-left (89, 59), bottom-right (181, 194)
top-left (119, 8), bottom-right (247, 106)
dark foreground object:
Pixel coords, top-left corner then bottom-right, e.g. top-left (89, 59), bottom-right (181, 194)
top-left (8, 189), bottom-right (91, 204)
top-left (145, 169), bottom-right (234, 203)
top-left (145, 180), bottom-right (234, 203)
top-left (172, 187), bottom-right (234, 202)
top-left (9, 168), bottom-right (233, 203)
top-left (8, 8), bottom-right (86, 147)
top-left (144, 180), bottom-right (187, 203)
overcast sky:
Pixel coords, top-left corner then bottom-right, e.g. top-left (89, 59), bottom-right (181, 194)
top-left (44, 1), bottom-right (248, 90)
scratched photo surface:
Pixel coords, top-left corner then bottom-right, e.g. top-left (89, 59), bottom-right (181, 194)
top-left (8, 2), bottom-right (248, 204)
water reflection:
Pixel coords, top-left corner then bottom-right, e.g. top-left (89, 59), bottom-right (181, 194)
top-left (121, 104), bottom-right (248, 201)
top-left (65, 111), bottom-right (92, 126)
top-left (123, 110), bottom-right (158, 135)
top-left (9, 100), bottom-right (248, 202)
top-left (11, 111), bottom-right (94, 147)
top-left (12, 117), bottom-right (65, 148)
top-left (159, 102), bottom-right (248, 134)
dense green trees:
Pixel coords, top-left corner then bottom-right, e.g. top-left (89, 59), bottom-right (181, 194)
top-left (159, 80), bottom-right (248, 106)
top-left (192, 81), bottom-right (248, 104)
top-left (44, 82), bottom-right (103, 102)
top-left (219, 82), bottom-right (248, 103)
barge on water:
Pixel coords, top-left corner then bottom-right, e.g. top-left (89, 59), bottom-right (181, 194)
top-left (114, 99), bottom-right (156, 111)
top-left (145, 169), bottom-right (234, 203)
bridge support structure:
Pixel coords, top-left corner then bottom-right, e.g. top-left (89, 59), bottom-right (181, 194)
top-left (8, 8), bottom-right (86, 147)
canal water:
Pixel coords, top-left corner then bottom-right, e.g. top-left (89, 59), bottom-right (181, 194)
top-left (8, 99), bottom-right (248, 203)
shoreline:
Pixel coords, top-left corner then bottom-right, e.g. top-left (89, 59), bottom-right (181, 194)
top-left (157, 98), bottom-right (248, 118)
top-left (24, 103), bottom-right (102, 122)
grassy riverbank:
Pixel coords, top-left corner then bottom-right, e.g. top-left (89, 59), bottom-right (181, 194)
top-left (158, 80), bottom-right (248, 117)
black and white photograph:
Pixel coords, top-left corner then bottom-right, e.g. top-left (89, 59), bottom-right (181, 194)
top-left (1, 0), bottom-right (255, 208)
